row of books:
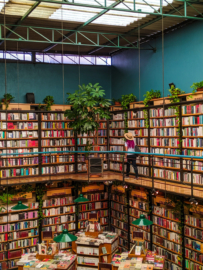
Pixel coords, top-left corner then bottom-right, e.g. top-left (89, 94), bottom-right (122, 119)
top-left (119, 237), bottom-right (128, 249)
top-left (0, 258), bottom-right (19, 269)
top-left (182, 104), bottom-right (203, 115)
top-left (3, 237), bottom-right (38, 251)
top-left (78, 220), bottom-right (88, 229)
top-left (138, 166), bottom-right (149, 176)
top-left (182, 116), bottom-right (203, 125)
top-left (130, 208), bottom-right (148, 218)
top-left (185, 237), bottom-right (203, 252)
top-left (151, 147), bottom-right (180, 155)
top-left (109, 121), bottom-right (125, 128)
top-left (84, 192), bottom-right (108, 201)
top-left (0, 211), bottom-right (38, 222)
top-left (185, 215), bottom-right (203, 228)
top-left (185, 258), bottom-right (201, 270)
top-left (41, 130), bottom-right (74, 138)
top-left (153, 157), bottom-right (180, 168)
top-left (150, 128), bottom-right (178, 137)
top-left (100, 217), bottom-right (108, 225)
top-left (111, 225), bottom-right (128, 240)
top-left (183, 173), bottom-right (203, 184)
top-left (78, 210), bottom-right (108, 220)
top-left (129, 199), bottom-right (149, 211)
top-left (112, 113), bottom-right (125, 120)
top-left (150, 138), bottom-right (179, 147)
top-left (153, 206), bottom-right (180, 221)
top-left (182, 127), bottom-right (203, 137)
top-left (77, 256), bottom-right (99, 266)
top-left (78, 202), bottom-right (108, 211)
top-left (109, 129), bottom-right (125, 137)
top-left (0, 202), bottom-right (38, 213)
top-left (0, 112), bottom-right (38, 120)
top-left (42, 155), bottom-right (74, 164)
top-left (0, 229), bottom-right (38, 241)
top-left (41, 113), bottom-right (68, 121)
top-left (1, 148), bottom-right (38, 157)
top-left (152, 225), bottom-right (181, 243)
top-left (184, 226), bottom-right (203, 240)
top-left (182, 149), bottom-right (203, 156)
top-left (185, 249), bottom-right (203, 263)
top-left (152, 216), bottom-right (180, 232)
top-left (109, 145), bottom-right (124, 152)
top-left (42, 165), bottom-right (75, 174)
top-left (153, 168), bottom-right (180, 181)
top-left (128, 120), bottom-right (146, 128)
top-left (42, 214), bottom-right (75, 225)
top-left (42, 206), bottom-right (75, 216)
top-left (111, 193), bottom-right (127, 204)
top-left (150, 118), bottom-right (177, 127)
top-left (153, 235), bottom-right (181, 253)
top-left (99, 122), bottom-right (107, 128)
top-left (98, 129), bottom-right (107, 136)
top-left (182, 138), bottom-right (203, 147)
top-left (0, 157), bottom-right (39, 167)
top-left (130, 226), bottom-right (150, 242)
top-left (128, 111), bottom-right (145, 119)
top-left (1, 122), bottom-right (38, 130)
top-left (0, 221), bottom-right (38, 232)
top-left (136, 138), bottom-right (148, 146)
top-left (2, 130), bottom-right (38, 139)
top-left (77, 145), bottom-right (107, 152)
top-left (111, 202), bottom-right (126, 213)
top-left (150, 108), bottom-right (176, 117)
top-left (153, 245), bottom-right (181, 266)
top-left (0, 167), bottom-right (39, 178)
top-left (41, 138), bottom-right (75, 146)
top-left (110, 138), bottom-right (125, 145)
top-left (111, 217), bottom-right (128, 231)
top-left (42, 222), bottom-right (76, 232)
top-left (78, 163), bottom-right (87, 171)
top-left (77, 138), bottom-right (95, 145)
top-left (0, 140), bottom-right (38, 148)
top-left (76, 246), bottom-right (99, 255)
top-left (43, 197), bottom-right (74, 207)
top-left (7, 246), bottom-right (37, 259)
top-left (41, 122), bottom-right (70, 129)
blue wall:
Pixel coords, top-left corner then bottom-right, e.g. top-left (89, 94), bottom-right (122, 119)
top-left (111, 20), bottom-right (203, 100)
top-left (0, 63), bottom-right (112, 104)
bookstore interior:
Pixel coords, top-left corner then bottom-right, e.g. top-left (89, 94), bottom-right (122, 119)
top-left (1, 1), bottom-right (203, 270)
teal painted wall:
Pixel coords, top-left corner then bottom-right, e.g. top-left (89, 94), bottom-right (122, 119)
top-left (0, 63), bottom-right (112, 103)
top-left (111, 21), bottom-right (203, 101)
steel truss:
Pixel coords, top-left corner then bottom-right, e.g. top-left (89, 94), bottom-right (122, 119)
top-left (29, 0), bottom-right (203, 20)
top-left (0, 24), bottom-right (154, 50)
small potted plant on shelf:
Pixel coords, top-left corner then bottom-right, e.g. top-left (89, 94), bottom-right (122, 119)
top-left (120, 93), bottom-right (137, 109)
top-left (1, 93), bottom-right (14, 109)
top-left (169, 85), bottom-right (185, 103)
top-left (143, 90), bottom-right (161, 107)
top-left (112, 98), bottom-right (122, 105)
top-left (191, 81), bottom-right (203, 92)
top-left (44, 96), bottom-right (54, 111)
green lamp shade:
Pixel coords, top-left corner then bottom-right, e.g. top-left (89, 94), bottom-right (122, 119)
top-left (132, 214), bottom-right (153, 226)
top-left (74, 194), bottom-right (89, 203)
top-left (11, 201), bottom-right (29, 210)
top-left (53, 229), bottom-right (78, 243)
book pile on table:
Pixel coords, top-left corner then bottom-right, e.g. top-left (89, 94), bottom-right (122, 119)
top-left (75, 231), bottom-right (118, 246)
top-left (17, 251), bottom-right (76, 270)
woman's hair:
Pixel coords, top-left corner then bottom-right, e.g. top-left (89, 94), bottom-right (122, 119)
top-left (126, 139), bottom-right (135, 149)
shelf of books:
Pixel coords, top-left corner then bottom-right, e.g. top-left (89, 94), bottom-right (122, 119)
top-left (181, 102), bottom-right (203, 186)
top-left (129, 189), bottom-right (151, 250)
top-left (41, 112), bottom-right (75, 176)
top-left (77, 116), bottom-right (108, 173)
top-left (109, 109), bottom-right (150, 178)
top-left (78, 184), bottom-right (109, 231)
top-left (149, 106), bottom-right (181, 183)
top-left (184, 203), bottom-right (203, 270)
top-left (0, 112), bottom-right (39, 180)
top-left (152, 195), bottom-right (182, 270)
top-left (110, 186), bottom-right (128, 251)
top-left (0, 191), bottom-right (39, 269)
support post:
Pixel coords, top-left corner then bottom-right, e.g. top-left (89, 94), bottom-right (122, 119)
top-left (127, 188), bottom-right (130, 250)
top-left (108, 183), bottom-right (112, 231)
top-left (74, 132), bottom-right (78, 174)
top-left (38, 112), bottom-right (42, 176)
top-left (149, 190), bottom-right (153, 250)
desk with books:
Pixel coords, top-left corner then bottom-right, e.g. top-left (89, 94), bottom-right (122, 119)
top-left (72, 231), bottom-right (119, 270)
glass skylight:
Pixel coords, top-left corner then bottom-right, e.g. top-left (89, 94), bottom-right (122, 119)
top-left (0, 0), bottom-right (8, 12)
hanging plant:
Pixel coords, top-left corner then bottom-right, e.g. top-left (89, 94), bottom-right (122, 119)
top-left (143, 90), bottom-right (161, 128)
top-left (44, 96), bottom-right (54, 111)
top-left (1, 93), bottom-right (14, 109)
top-left (168, 86), bottom-right (185, 153)
top-left (36, 183), bottom-right (47, 226)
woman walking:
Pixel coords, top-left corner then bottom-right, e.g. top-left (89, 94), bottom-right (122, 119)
top-left (124, 132), bottom-right (139, 179)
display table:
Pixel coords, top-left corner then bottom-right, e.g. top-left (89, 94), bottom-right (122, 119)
top-left (17, 251), bottom-right (76, 270)
top-left (72, 231), bottom-right (119, 269)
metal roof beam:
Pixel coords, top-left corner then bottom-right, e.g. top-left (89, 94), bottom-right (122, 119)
top-left (43, 0), bottom-right (122, 52)
top-left (0, 1), bottom-right (41, 46)
top-left (87, 3), bottom-right (185, 55)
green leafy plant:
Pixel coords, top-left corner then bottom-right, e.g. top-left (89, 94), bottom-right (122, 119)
top-left (65, 83), bottom-right (111, 134)
top-left (44, 96), bottom-right (54, 111)
top-left (0, 193), bottom-right (13, 212)
top-left (84, 140), bottom-right (93, 159)
top-left (112, 98), bottom-right (122, 105)
top-left (1, 93), bottom-right (14, 109)
top-left (190, 81), bottom-right (203, 93)
top-left (36, 183), bottom-right (47, 226)
top-left (143, 90), bottom-right (161, 128)
top-left (169, 86), bottom-right (185, 153)
top-left (120, 94), bottom-right (136, 110)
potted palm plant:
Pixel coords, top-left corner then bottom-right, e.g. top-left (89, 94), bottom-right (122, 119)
top-left (1, 93), bottom-right (14, 109)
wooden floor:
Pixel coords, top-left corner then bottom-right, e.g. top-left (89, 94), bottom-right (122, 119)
top-left (2, 171), bottom-right (203, 199)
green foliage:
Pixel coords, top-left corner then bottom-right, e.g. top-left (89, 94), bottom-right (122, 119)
top-left (120, 94), bottom-right (136, 110)
top-left (84, 140), bottom-right (93, 158)
top-left (143, 90), bottom-right (161, 107)
top-left (0, 193), bottom-right (14, 212)
top-left (169, 86), bottom-right (185, 153)
top-left (1, 93), bottom-right (15, 109)
top-left (44, 96), bottom-right (54, 111)
top-left (191, 81), bottom-right (203, 93)
top-left (112, 98), bottom-right (122, 104)
top-left (65, 83), bottom-right (111, 134)
top-left (36, 184), bottom-right (47, 226)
